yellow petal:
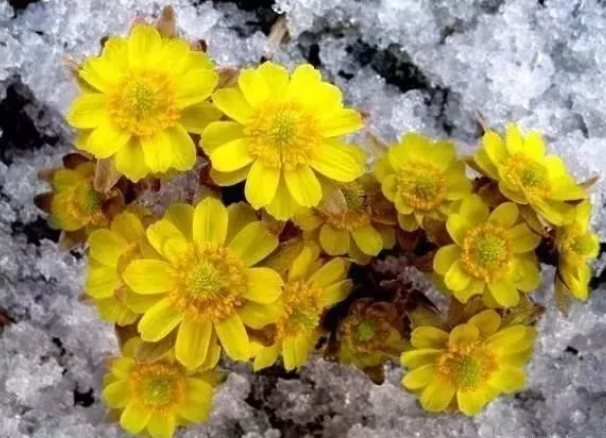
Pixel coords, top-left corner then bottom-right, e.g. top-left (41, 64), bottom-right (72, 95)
top-left (146, 219), bottom-right (184, 256)
top-left (114, 139), bottom-right (150, 182)
top-left (474, 148), bottom-right (500, 180)
top-left (488, 202), bottom-right (519, 229)
top-left (482, 131), bottom-right (507, 164)
top-left (309, 257), bottom-right (349, 287)
top-left (533, 199), bottom-right (574, 226)
top-left (319, 224), bottom-right (350, 255)
top-left (244, 267), bottom-right (283, 303)
top-left (512, 257), bottom-right (540, 292)
top-left (138, 298), bottom-right (183, 342)
top-left (351, 224), bottom-right (383, 256)
top-left (229, 221), bottom-right (279, 266)
top-left (215, 314), bottom-right (250, 361)
top-left (86, 120), bottom-right (131, 159)
top-left (498, 181), bottom-right (528, 204)
top-left (128, 24), bottom-right (161, 68)
top-left (166, 125), bottom-right (197, 171)
top-left (489, 366), bottom-right (526, 393)
top-left (448, 323), bottom-right (479, 346)
top-left (411, 326), bottom-right (449, 349)
top-left (238, 301), bottom-right (281, 329)
top-left (86, 265), bottom-right (120, 299)
top-left (433, 244), bottom-right (461, 276)
top-left (258, 62), bottom-right (289, 94)
top-left (66, 94), bottom-right (107, 129)
top-left (141, 131), bottom-right (172, 173)
top-left (507, 224), bottom-right (541, 253)
top-left (373, 154), bottom-right (394, 183)
top-left (210, 167), bottom-right (250, 187)
top-left (525, 131), bottom-right (546, 159)
top-left (418, 140), bottom-right (456, 170)
top-left (179, 101), bottom-right (221, 135)
top-left (238, 68), bottom-right (271, 106)
top-left (174, 68), bottom-right (218, 108)
top-left (245, 160), bottom-right (280, 209)
top-left (182, 378), bottom-right (213, 420)
top-left (445, 169), bottom-right (472, 200)
top-left (201, 121), bottom-right (245, 155)
top-left (381, 174), bottom-right (397, 202)
top-left (284, 165), bottom-right (322, 207)
top-left (505, 123), bottom-right (524, 154)
top-left (487, 281), bottom-right (520, 307)
top-left (101, 37), bottom-right (128, 72)
top-left (123, 260), bottom-right (175, 294)
top-left (122, 290), bottom-right (163, 313)
top-left (120, 402), bottom-right (151, 434)
top-left (265, 177), bottom-right (303, 221)
top-left (459, 195), bottom-right (490, 225)
top-left (209, 138), bottom-right (253, 173)
top-left (454, 279), bottom-right (484, 303)
top-left (457, 389), bottom-right (487, 416)
top-left (193, 197), bottom-right (228, 245)
top-left (467, 310), bottom-right (501, 338)
top-left (111, 212), bottom-right (145, 242)
top-left (420, 380), bottom-right (455, 413)
top-left (147, 414), bottom-right (176, 438)
top-left (226, 202), bottom-right (258, 244)
top-left (212, 87), bottom-right (253, 124)
top-left (319, 279), bottom-right (353, 306)
top-left (282, 334), bottom-right (312, 370)
top-left (80, 55), bottom-right (120, 92)
top-left (164, 203), bottom-right (194, 240)
top-left (444, 261), bottom-right (472, 292)
top-left (175, 319), bottom-right (212, 369)
top-left (402, 364), bottom-right (435, 389)
top-left (401, 349), bottom-right (441, 368)
top-left (446, 214), bottom-right (470, 245)
top-left (398, 213), bottom-right (419, 232)
top-left (319, 109), bottom-right (363, 137)
top-left (287, 245), bottom-right (315, 281)
top-left (88, 229), bottom-right (128, 266)
top-left (308, 140), bottom-right (365, 182)
top-left (377, 224), bottom-right (396, 249)
top-left (103, 381), bottom-right (131, 408)
top-left (287, 64), bottom-right (322, 102)
top-left (485, 325), bottom-right (528, 349)
top-left (253, 343), bottom-right (281, 371)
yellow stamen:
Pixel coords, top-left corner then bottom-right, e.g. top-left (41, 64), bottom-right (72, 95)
top-left (245, 100), bottom-right (322, 170)
top-left (108, 70), bottom-right (180, 137)
top-left (129, 362), bottom-right (186, 413)
top-left (324, 209), bottom-right (371, 231)
top-left (277, 280), bottom-right (324, 338)
top-left (502, 153), bottom-right (551, 199)
top-left (460, 223), bottom-right (512, 283)
top-left (170, 243), bottom-right (247, 322)
top-left (396, 161), bottom-right (447, 211)
top-left (437, 341), bottom-right (498, 391)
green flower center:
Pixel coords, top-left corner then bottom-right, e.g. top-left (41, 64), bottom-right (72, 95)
top-left (437, 342), bottom-right (498, 391)
top-left (397, 161), bottom-right (447, 212)
top-left (461, 224), bottom-right (512, 283)
top-left (356, 320), bottom-right (376, 342)
top-left (130, 362), bottom-right (185, 411)
top-left (277, 280), bottom-right (323, 338)
top-left (502, 153), bottom-right (551, 198)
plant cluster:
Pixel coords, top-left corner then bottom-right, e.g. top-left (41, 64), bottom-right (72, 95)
top-left (35, 8), bottom-right (600, 437)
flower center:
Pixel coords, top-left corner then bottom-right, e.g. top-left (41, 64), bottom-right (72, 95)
top-left (108, 70), bottom-right (180, 137)
top-left (276, 280), bottom-right (324, 338)
top-left (356, 320), bottom-right (376, 342)
top-left (245, 100), bottom-right (322, 170)
top-left (170, 243), bottom-right (247, 322)
top-left (502, 153), bottom-right (551, 199)
top-left (130, 362), bottom-right (185, 412)
top-left (460, 223), bottom-right (512, 283)
top-left (65, 181), bottom-right (106, 226)
top-left (437, 341), bottom-right (498, 391)
top-left (563, 229), bottom-right (595, 261)
top-left (396, 161), bottom-right (447, 211)
top-left (324, 209), bottom-right (371, 231)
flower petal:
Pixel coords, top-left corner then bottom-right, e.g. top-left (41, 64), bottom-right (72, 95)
top-left (128, 24), bottom-right (162, 68)
top-left (215, 314), bottom-right (250, 361)
top-left (141, 131), bottom-right (172, 173)
top-left (258, 62), bottom-right (289, 94)
top-left (212, 88), bottom-right (253, 124)
top-left (420, 380), bottom-right (455, 413)
top-left (244, 267), bottom-right (283, 303)
top-left (488, 202), bottom-right (519, 229)
top-left (308, 140), bottom-right (365, 182)
top-left (319, 224), bottom-right (350, 255)
top-left (401, 349), bottom-right (441, 368)
top-left (209, 138), bottom-right (253, 173)
top-left (309, 257), bottom-right (349, 287)
top-left (111, 212), bottom-right (145, 242)
top-left (88, 229), bottom-right (128, 266)
top-left (284, 165), bottom-right (322, 207)
top-left (210, 167), bottom-right (250, 187)
top-left (505, 123), bottom-right (524, 154)
top-left (457, 390), bottom-right (487, 416)
top-left (138, 298), bottom-right (183, 342)
top-left (164, 203), bottom-right (194, 240)
top-left (238, 68), bottom-right (271, 106)
top-left (147, 414), bottom-right (176, 438)
top-left (319, 279), bottom-right (353, 306)
top-left (114, 139), bottom-right (150, 182)
top-left (179, 101), bottom-right (222, 135)
top-left (120, 402), bottom-right (151, 434)
top-left (467, 310), bottom-right (501, 338)
top-left (103, 381), bottom-right (131, 408)
top-left (174, 68), bottom-right (218, 108)
top-left (483, 131), bottom-right (508, 163)
top-left (319, 109), bottom-right (363, 137)
top-left (449, 323), bottom-right (479, 346)
top-left (175, 319), bottom-right (212, 369)
top-left (86, 120), bottom-right (131, 159)
top-left (402, 364), bottom-right (435, 390)
top-left (123, 260), bottom-right (175, 294)
top-left (253, 343), bottom-right (281, 371)
top-left (351, 224), bottom-right (383, 256)
top-left (266, 177), bottom-right (301, 221)
top-left (166, 125), bottom-right (197, 171)
top-left (507, 224), bottom-right (541, 253)
top-left (444, 261), bottom-right (472, 292)
top-left (193, 197), bottom-right (228, 245)
top-left (487, 282), bottom-right (520, 307)
top-left (282, 334), bottom-right (312, 370)
top-left (67, 94), bottom-right (107, 129)
top-left (485, 325), bottom-right (528, 349)
top-left (490, 366), bottom-right (526, 393)
top-left (433, 244), bottom-right (461, 276)
top-left (411, 327), bottom-right (449, 349)
top-left (229, 221), bottom-right (278, 266)
top-left (245, 160), bottom-right (280, 209)
top-left (238, 301), bottom-right (281, 329)
top-left (201, 121), bottom-right (245, 155)
top-left (86, 265), bottom-right (120, 299)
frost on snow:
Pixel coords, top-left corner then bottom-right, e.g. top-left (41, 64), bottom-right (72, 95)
top-left (1, 0), bottom-right (606, 437)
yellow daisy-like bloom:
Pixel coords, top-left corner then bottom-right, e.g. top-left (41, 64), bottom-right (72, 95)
top-left (401, 310), bottom-right (536, 416)
top-left (474, 123), bottom-right (586, 226)
top-left (201, 61), bottom-right (366, 220)
top-left (103, 337), bottom-right (217, 438)
top-left (86, 210), bottom-right (157, 325)
top-left (434, 195), bottom-right (542, 307)
top-left (251, 245), bottom-right (353, 371)
top-left (374, 133), bottom-right (472, 231)
top-left (122, 197), bottom-right (283, 368)
top-left (49, 162), bottom-right (108, 232)
top-left (67, 24), bottom-right (219, 182)
top-left (295, 176), bottom-right (396, 264)
top-left (556, 200), bottom-right (600, 301)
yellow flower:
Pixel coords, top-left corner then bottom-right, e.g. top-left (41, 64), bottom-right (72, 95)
top-left (401, 310), bottom-right (536, 415)
top-left (67, 24), bottom-right (219, 182)
top-left (103, 337), bottom-right (217, 438)
top-left (86, 210), bottom-right (156, 325)
top-left (122, 197), bottom-right (283, 367)
top-left (375, 133), bottom-right (472, 231)
top-left (295, 176), bottom-right (396, 264)
top-left (251, 245), bottom-right (353, 371)
top-left (474, 123), bottom-right (586, 226)
top-left (434, 195), bottom-right (542, 307)
top-left (48, 162), bottom-right (109, 232)
top-left (556, 200), bottom-right (600, 301)
top-left (201, 61), bottom-right (366, 220)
